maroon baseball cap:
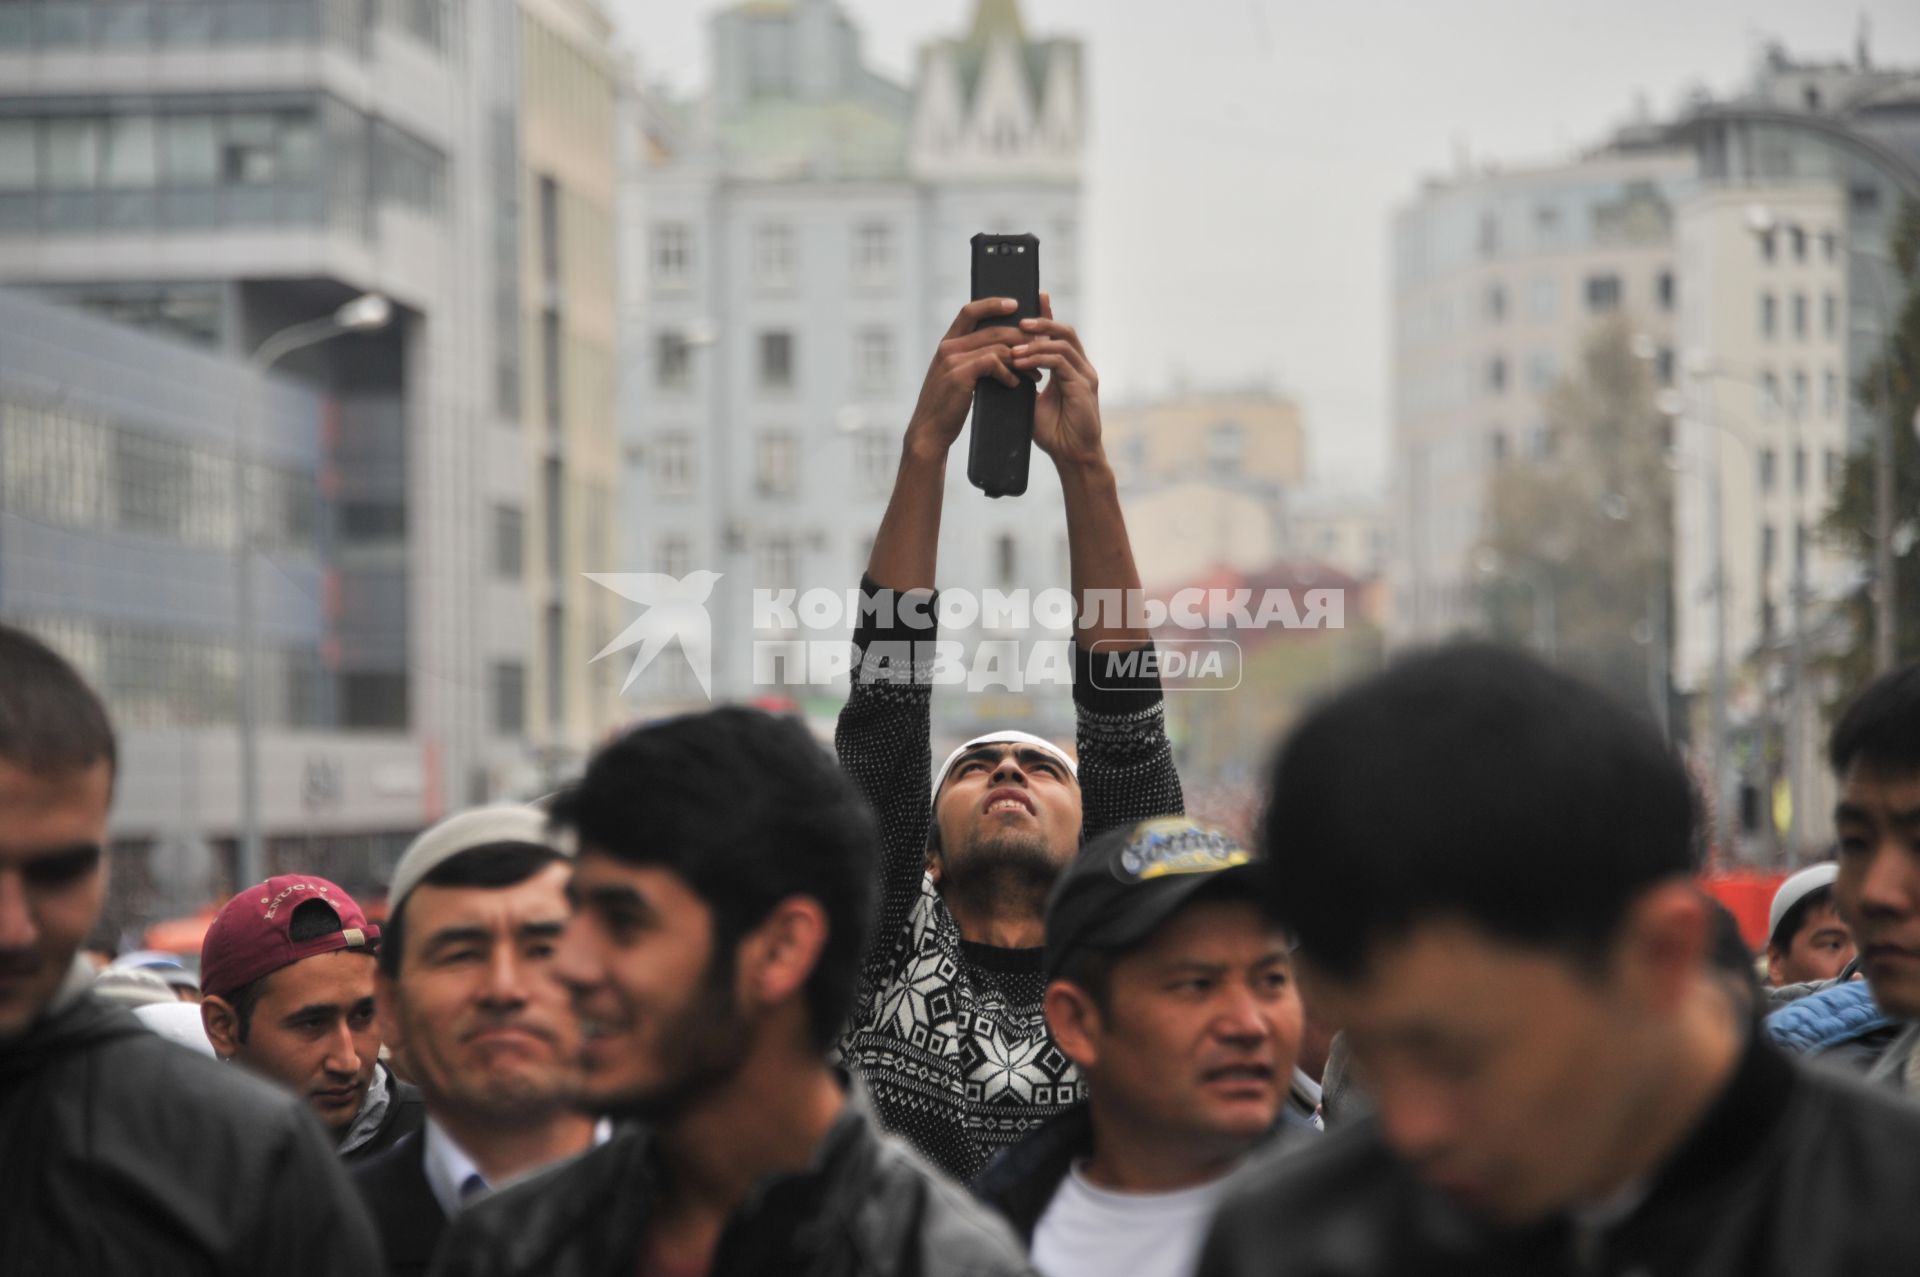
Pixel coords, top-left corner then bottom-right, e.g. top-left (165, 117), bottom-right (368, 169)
top-left (199, 875), bottom-right (379, 1000)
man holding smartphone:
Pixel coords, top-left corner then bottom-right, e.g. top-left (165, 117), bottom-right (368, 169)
top-left (836, 293), bottom-right (1184, 1182)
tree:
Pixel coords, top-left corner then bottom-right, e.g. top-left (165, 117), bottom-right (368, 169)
top-left (1822, 196), bottom-right (1920, 706)
top-left (1480, 317), bottom-right (1673, 712)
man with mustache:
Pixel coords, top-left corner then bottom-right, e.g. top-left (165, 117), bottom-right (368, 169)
top-left (429, 707), bottom-right (1032, 1276)
top-left (838, 295), bottom-right (1183, 1181)
top-left (353, 804), bottom-right (605, 1275)
top-left (976, 818), bottom-right (1305, 1277)
top-left (1831, 662), bottom-right (1920, 1097)
top-left (0, 624), bottom-right (379, 1272)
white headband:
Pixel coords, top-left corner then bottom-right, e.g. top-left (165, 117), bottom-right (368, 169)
top-left (931, 730), bottom-right (1078, 800)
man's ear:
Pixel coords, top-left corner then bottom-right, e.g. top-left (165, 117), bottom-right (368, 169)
top-left (1618, 881), bottom-right (1711, 1014)
top-left (1044, 980), bottom-right (1103, 1073)
top-left (201, 995), bottom-right (242, 1059)
top-left (740, 896), bottom-right (829, 1011)
top-left (1764, 945), bottom-right (1787, 988)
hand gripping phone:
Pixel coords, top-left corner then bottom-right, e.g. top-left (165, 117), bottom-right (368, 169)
top-left (967, 232), bottom-right (1040, 498)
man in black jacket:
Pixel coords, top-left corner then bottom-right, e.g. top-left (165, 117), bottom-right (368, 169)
top-left (1200, 644), bottom-right (1920, 1276)
top-left (975, 817), bottom-right (1304, 1277)
top-left (431, 708), bottom-right (1033, 1277)
top-left (0, 623), bottom-right (380, 1272)
top-left (838, 295), bottom-right (1184, 1182)
top-left (354, 803), bottom-right (603, 1275)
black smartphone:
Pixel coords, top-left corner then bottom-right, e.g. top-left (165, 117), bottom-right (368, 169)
top-left (967, 232), bottom-right (1040, 498)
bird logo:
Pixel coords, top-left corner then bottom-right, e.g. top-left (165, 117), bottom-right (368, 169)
top-left (585, 570), bottom-right (724, 700)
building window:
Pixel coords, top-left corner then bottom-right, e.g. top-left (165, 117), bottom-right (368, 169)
top-left (1655, 271), bottom-right (1675, 311)
top-left (1760, 292), bottom-right (1776, 339)
top-left (1824, 369), bottom-right (1839, 419)
top-left (1584, 274), bottom-right (1621, 313)
top-left (654, 433), bottom-right (694, 496)
top-left (852, 223), bottom-right (893, 286)
top-left (1758, 229), bottom-right (1776, 262)
top-left (758, 535), bottom-right (798, 590)
top-left (652, 222), bottom-right (690, 287)
top-left (1208, 422), bottom-right (1245, 476)
top-left (1793, 446), bottom-right (1807, 493)
top-left (1488, 356), bottom-right (1507, 393)
top-left (1823, 292), bottom-right (1837, 339)
top-left (1488, 429), bottom-right (1508, 466)
top-left (540, 311), bottom-right (562, 430)
top-left (1527, 350), bottom-right (1558, 393)
top-left (1758, 448), bottom-right (1776, 493)
top-left (1791, 369), bottom-right (1808, 419)
top-left (656, 533), bottom-right (691, 578)
top-left (1760, 371), bottom-right (1779, 420)
top-left (855, 328), bottom-right (893, 393)
top-left (855, 429), bottom-right (894, 492)
top-left (491, 661), bottom-right (526, 736)
top-left (656, 330), bottom-right (692, 391)
top-left (1486, 284), bottom-right (1506, 322)
top-left (756, 431), bottom-right (798, 497)
top-left (1826, 448), bottom-right (1842, 491)
top-left (1789, 226), bottom-right (1807, 261)
top-left (759, 331), bottom-right (795, 390)
top-left (754, 224), bottom-right (794, 290)
top-left (1527, 276), bottom-right (1557, 319)
top-left (1655, 346), bottom-right (1675, 386)
top-left (1761, 524), bottom-right (1776, 576)
top-left (492, 504), bottom-right (524, 579)
top-left (1791, 293), bottom-right (1807, 340)
top-left (1821, 230), bottom-right (1837, 262)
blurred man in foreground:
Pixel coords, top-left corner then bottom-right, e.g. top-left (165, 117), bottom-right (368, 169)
top-left (975, 817), bottom-right (1305, 1277)
top-left (0, 624), bottom-right (378, 1271)
top-left (355, 803), bottom-right (604, 1275)
top-left (201, 872), bottom-right (424, 1162)
top-left (1202, 644), bottom-right (1920, 1275)
top-left (1831, 661), bottom-right (1920, 1097)
top-left (432, 708), bottom-right (1032, 1276)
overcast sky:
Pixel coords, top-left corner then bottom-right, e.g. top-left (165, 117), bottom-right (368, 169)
top-left (607, 0), bottom-right (1920, 493)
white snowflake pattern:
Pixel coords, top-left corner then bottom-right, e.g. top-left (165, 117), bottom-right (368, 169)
top-left (967, 1022), bottom-right (1051, 1104)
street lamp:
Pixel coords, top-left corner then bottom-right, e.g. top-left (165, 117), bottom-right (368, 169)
top-left (233, 293), bottom-right (393, 890)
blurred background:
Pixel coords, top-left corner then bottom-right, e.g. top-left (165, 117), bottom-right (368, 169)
top-left (1, 0), bottom-right (1916, 952)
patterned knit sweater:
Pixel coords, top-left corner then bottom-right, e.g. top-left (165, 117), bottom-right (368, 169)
top-left (835, 579), bottom-right (1185, 1182)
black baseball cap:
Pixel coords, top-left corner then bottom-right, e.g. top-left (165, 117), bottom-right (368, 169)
top-left (1043, 817), bottom-right (1267, 982)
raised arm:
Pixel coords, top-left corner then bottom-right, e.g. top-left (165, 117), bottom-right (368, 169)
top-left (838, 300), bottom-right (1027, 995)
top-left (1013, 293), bottom-right (1184, 838)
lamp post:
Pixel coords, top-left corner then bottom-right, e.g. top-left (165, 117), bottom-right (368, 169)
top-left (233, 293), bottom-right (393, 890)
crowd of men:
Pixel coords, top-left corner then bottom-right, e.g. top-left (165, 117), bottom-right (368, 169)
top-left (8, 301), bottom-right (1920, 1274)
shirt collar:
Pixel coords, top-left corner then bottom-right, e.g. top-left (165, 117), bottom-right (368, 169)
top-left (423, 1113), bottom-right (617, 1217)
top-left (337, 1060), bottom-right (392, 1156)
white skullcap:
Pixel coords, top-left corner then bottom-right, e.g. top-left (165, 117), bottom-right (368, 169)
top-left (389, 803), bottom-right (564, 911)
top-left (1768, 863), bottom-right (1840, 947)
top-left (135, 1001), bottom-right (216, 1056)
top-left (931, 730), bottom-right (1078, 801)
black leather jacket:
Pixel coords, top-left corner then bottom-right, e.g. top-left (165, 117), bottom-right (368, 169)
top-left (430, 1084), bottom-right (1036, 1277)
top-left (0, 982), bottom-right (382, 1274)
top-left (1199, 1035), bottom-right (1920, 1276)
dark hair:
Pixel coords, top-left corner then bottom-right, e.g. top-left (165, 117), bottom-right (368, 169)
top-left (379, 841), bottom-right (567, 978)
top-left (1703, 895), bottom-right (1762, 1021)
top-left (550, 707), bottom-right (878, 1052)
top-left (1259, 642), bottom-right (1696, 980)
top-left (0, 623), bottom-right (116, 784)
top-left (1830, 662), bottom-right (1920, 778)
top-left (1768, 883), bottom-right (1836, 954)
top-left (228, 898), bottom-right (347, 1041)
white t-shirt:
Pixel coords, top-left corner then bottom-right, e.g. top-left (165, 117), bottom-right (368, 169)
top-left (1030, 1161), bottom-right (1236, 1277)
